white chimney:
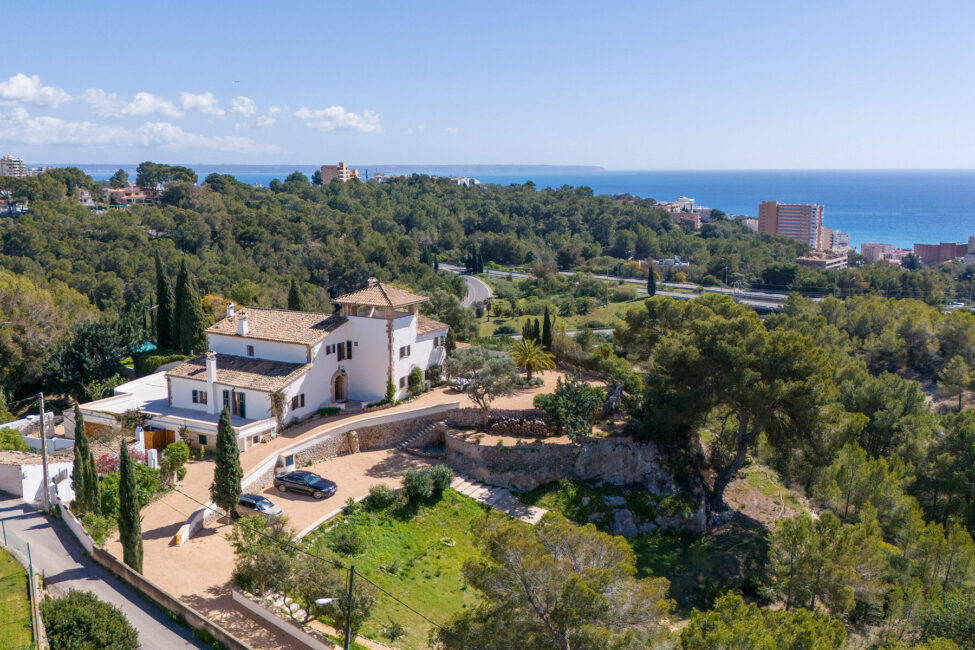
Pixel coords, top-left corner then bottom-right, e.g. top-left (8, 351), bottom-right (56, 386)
top-left (237, 312), bottom-right (249, 336)
top-left (205, 350), bottom-right (217, 382)
top-left (205, 351), bottom-right (217, 414)
top-left (226, 302), bottom-right (235, 319)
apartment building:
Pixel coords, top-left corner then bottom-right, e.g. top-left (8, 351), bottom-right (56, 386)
top-left (796, 251), bottom-right (848, 270)
top-left (913, 241), bottom-right (969, 266)
top-left (0, 155), bottom-right (27, 178)
top-left (758, 201), bottom-right (824, 249)
top-left (320, 162), bottom-right (360, 184)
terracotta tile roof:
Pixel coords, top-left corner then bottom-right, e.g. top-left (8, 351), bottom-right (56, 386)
top-left (166, 353), bottom-right (311, 392)
top-left (332, 281), bottom-right (428, 308)
top-left (206, 308), bottom-right (345, 345)
top-left (417, 314), bottom-right (448, 335)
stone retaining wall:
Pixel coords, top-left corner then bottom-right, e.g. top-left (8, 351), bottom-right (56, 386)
top-left (445, 431), bottom-right (706, 532)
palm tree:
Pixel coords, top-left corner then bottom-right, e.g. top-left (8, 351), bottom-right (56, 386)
top-left (511, 338), bottom-right (556, 381)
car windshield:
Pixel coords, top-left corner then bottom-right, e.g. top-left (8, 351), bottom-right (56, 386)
top-left (254, 497), bottom-right (274, 510)
top-left (306, 476), bottom-right (327, 487)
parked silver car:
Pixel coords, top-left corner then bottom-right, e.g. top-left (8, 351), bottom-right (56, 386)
top-left (233, 493), bottom-right (284, 520)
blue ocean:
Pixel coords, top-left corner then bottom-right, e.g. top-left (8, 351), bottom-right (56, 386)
top-left (77, 165), bottom-right (975, 249)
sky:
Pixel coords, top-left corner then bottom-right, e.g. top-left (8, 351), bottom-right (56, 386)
top-left (3, 1), bottom-right (975, 169)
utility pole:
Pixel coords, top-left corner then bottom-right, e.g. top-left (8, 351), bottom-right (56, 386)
top-left (344, 565), bottom-right (355, 650)
top-left (38, 393), bottom-right (50, 511)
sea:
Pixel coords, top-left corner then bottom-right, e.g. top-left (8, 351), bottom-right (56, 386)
top-left (73, 164), bottom-right (975, 249)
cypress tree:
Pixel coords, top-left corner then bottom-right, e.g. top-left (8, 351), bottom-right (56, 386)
top-left (445, 328), bottom-right (457, 355)
top-left (155, 251), bottom-right (174, 350)
top-left (433, 253), bottom-right (439, 271)
top-left (287, 279), bottom-right (305, 311)
top-left (533, 318), bottom-right (541, 343)
top-left (118, 438), bottom-right (143, 573)
top-left (71, 407), bottom-right (90, 513)
top-left (174, 258), bottom-right (207, 355)
top-left (647, 266), bottom-right (657, 297)
top-left (210, 407), bottom-right (242, 516)
top-left (542, 307), bottom-right (553, 350)
top-left (521, 320), bottom-right (535, 342)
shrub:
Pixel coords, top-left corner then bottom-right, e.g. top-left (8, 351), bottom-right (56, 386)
top-left (343, 497), bottom-right (360, 516)
top-left (609, 285), bottom-right (637, 301)
top-left (41, 590), bottom-right (139, 649)
top-left (385, 380), bottom-right (396, 402)
top-left (99, 462), bottom-right (163, 519)
top-left (0, 427), bottom-right (28, 452)
top-left (430, 465), bottom-right (454, 495)
top-left (383, 620), bottom-right (406, 642)
top-left (493, 325), bottom-right (517, 336)
top-left (408, 367), bottom-right (425, 396)
top-left (160, 440), bottom-right (189, 483)
top-left (80, 511), bottom-right (117, 546)
top-left (402, 467), bottom-right (433, 503)
top-left (317, 406), bottom-right (341, 417)
top-left (133, 350), bottom-right (189, 377)
top-left (426, 364), bottom-right (442, 385)
top-left (367, 484), bottom-right (397, 510)
top-left (330, 525), bottom-right (363, 556)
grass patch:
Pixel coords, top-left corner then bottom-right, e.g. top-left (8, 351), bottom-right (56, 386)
top-left (0, 548), bottom-right (33, 649)
top-left (516, 479), bottom-right (769, 614)
top-left (476, 296), bottom-right (646, 337)
top-left (744, 465), bottom-right (806, 513)
top-left (304, 489), bottom-right (501, 649)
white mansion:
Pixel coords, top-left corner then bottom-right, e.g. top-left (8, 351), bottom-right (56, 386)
top-left (78, 280), bottom-right (448, 452)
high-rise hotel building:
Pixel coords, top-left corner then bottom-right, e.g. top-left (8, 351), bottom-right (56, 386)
top-left (758, 201), bottom-right (823, 249)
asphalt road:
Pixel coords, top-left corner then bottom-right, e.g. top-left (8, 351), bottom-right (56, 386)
top-left (0, 496), bottom-right (202, 649)
top-left (442, 265), bottom-right (494, 305)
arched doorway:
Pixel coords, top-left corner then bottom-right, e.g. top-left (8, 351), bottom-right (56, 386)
top-left (332, 369), bottom-right (348, 402)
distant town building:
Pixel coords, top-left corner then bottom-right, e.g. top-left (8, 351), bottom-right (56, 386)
top-left (655, 196), bottom-right (710, 230)
top-left (820, 227), bottom-right (851, 253)
top-left (861, 242), bottom-right (894, 264)
top-left (796, 251), bottom-right (848, 270)
top-left (966, 236), bottom-right (975, 265)
top-left (739, 217), bottom-right (759, 232)
top-left (653, 256), bottom-right (691, 267)
top-left (758, 201), bottom-right (824, 249)
top-left (320, 162), bottom-right (360, 184)
top-left (0, 155), bottom-right (27, 177)
top-left (913, 241), bottom-right (969, 266)
top-left (105, 186), bottom-right (152, 208)
top-left (449, 176), bottom-right (482, 187)
top-left (77, 189), bottom-right (97, 208)
top-left (372, 173), bottom-right (401, 184)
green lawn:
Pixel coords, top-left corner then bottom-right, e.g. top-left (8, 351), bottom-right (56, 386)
top-left (0, 549), bottom-right (33, 650)
top-left (477, 296), bottom-right (646, 337)
top-left (304, 490), bottom-right (501, 649)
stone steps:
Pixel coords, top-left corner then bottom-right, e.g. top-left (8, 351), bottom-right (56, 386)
top-left (449, 475), bottom-right (547, 525)
top-left (399, 422), bottom-right (446, 458)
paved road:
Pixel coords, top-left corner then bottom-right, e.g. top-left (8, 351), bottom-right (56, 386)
top-left (441, 265), bottom-right (495, 306)
top-left (0, 496), bottom-right (202, 649)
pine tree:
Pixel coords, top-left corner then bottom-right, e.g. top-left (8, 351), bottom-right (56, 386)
top-left (210, 407), bottom-right (242, 516)
top-left (445, 328), bottom-right (457, 355)
top-left (287, 279), bottom-right (305, 311)
top-left (154, 251), bottom-right (174, 350)
top-left (174, 258), bottom-right (208, 355)
top-left (542, 307), bottom-right (553, 350)
top-left (118, 438), bottom-right (143, 573)
top-left (647, 266), bottom-right (657, 297)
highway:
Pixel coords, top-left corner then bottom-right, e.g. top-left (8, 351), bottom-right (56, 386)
top-left (441, 263), bottom-right (784, 312)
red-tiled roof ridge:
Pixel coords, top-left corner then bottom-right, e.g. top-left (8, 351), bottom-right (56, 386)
top-left (332, 280), bottom-right (428, 308)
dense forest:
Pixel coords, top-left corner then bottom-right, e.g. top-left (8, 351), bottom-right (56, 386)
top-left (0, 165), bottom-right (971, 404)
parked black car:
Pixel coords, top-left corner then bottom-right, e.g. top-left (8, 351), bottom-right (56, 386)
top-left (274, 471), bottom-right (337, 499)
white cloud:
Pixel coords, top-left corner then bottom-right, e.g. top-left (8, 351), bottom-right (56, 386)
top-left (267, 106), bottom-right (282, 115)
top-left (230, 95), bottom-right (256, 117)
top-left (121, 92), bottom-right (185, 118)
top-left (256, 115), bottom-right (276, 127)
top-left (80, 89), bottom-right (185, 118)
top-left (0, 107), bottom-right (132, 145)
top-left (294, 105), bottom-right (381, 132)
top-left (179, 91), bottom-right (225, 116)
top-left (445, 127), bottom-right (459, 133)
top-left (0, 73), bottom-right (72, 108)
top-left (137, 121), bottom-right (271, 152)
top-left (0, 108), bottom-right (271, 152)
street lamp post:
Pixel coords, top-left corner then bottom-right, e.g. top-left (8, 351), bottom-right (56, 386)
top-left (315, 564), bottom-right (356, 650)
